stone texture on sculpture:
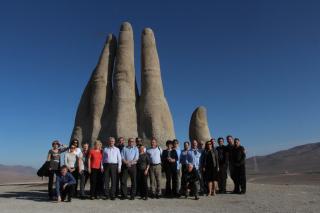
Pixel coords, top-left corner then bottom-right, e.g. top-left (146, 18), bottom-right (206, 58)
top-left (110, 22), bottom-right (138, 140)
top-left (71, 34), bottom-right (117, 146)
top-left (139, 28), bottom-right (175, 147)
top-left (189, 106), bottom-right (211, 144)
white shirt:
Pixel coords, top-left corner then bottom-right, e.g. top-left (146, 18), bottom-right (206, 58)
top-left (103, 146), bottom-right (122, 171)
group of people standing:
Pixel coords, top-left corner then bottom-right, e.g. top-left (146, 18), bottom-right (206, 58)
top-left (46, 135), bottom-right (246, 202)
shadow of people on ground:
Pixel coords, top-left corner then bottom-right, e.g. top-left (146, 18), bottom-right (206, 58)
top-left (0, 189), bottom-right (49, 202)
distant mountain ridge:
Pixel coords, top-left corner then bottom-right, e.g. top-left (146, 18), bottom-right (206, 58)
top-left (0, 164), bottom-right (39, 184)
top-left (246, 142), bottom-right (320, 174)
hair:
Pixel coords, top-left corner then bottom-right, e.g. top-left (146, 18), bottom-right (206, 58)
top-left (226, 135), bottom-right (233, 140)
top-left (94, 140), bottom-right (102, 148)
top-left (184, 141), bottom-right (190, 146)
top-left (52, 140), bottom-right (60, 146)
top-left (205, 141), bottom-right (212, 150)
top-left (166, 140), bottom-right (173, 146)
top-left (109, 137), bottom-right (115, 142)
top-left (234, 138), bottom-right (240, 142)
top-left (173, 139), bottom-right (179, 144)
top-left (128, 137), bottom-right (134, 142)
top-left (218, 137), bottom-right (224, 142)
top-left (60, 165), bottom-right (68, 170)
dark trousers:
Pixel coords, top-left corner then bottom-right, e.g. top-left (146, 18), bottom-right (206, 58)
top-left (218, 164), bottom-right (227, 192)
top-left (48, 169), bottom-right (59, 197)
top-left (137, 169), bottom-right (148, 198)
top-left (80, 170), bottom-right (90, 196)
top-left (164, 166), bottom-right (178, 196)
top-left (116, 169), bottom-right (122, 196)
top-left (175, 169), bottom-right (181, 194)
top-left (234, 165), bottom-right (246, 193)
top-left (103, 163), bottom-right (118, 198)
top-left (180, 164), bottom-right (187, 190)
top-left (181, 180), bottom-right (199, 197)
top-left (121, 165), bottom-right (137, 197)
top-left (90, 168), bottom-right (103, 197)
top-left (60, 184), bottom-right (75, 201)
top-left (229, 163), bottom-right (236, 191)
top-left (71, 170), bottom-right (79, 196)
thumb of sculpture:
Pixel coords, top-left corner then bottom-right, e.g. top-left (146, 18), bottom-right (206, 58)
top-left (71, 34), bottom-right (116, 147)
top-left (189, 106), bottom-right (211, 144)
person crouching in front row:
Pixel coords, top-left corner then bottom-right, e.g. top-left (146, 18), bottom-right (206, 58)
top-left (181, 163), bottom-right (200, 200)
top-left (56, 165), bottom-right (76, 202)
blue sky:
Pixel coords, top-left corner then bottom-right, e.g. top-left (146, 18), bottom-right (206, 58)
top-left (0, 0), bottom-right (319, 167)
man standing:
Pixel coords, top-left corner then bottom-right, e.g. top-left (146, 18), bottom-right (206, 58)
top-left (56, 166), bottom-right (76, 202)
top-left (102, 137), bottom-right (122, 200)
top-left (190, 140), bottom-right (204, 195)
top-left (79, 143), bottom-right (90, 199)
top-left (146, 138), bottom-right (162, 199)
top-left (173, 139), bottom-right (181, 197)
top-left (216, 137), bottom-right (227, 193)
top-left (121, 138), bottom-right (139, 200)
top-left (115, 137), bottom-right (125, 197)
top-left (180, 141), bottom-right (193, 179)
top-left (226, 135), bottom-right (236, 192)
top-left (232, 138), bottom-right (246, 194)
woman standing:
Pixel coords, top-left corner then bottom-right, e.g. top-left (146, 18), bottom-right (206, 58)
top-left (47, 140), bottom-right (67, 200)
top-left (161, 140), bottom-right (178, 197)
top-left (202, 141), bottom-right (219, 196)
top-left (88, 140), bottom-right (103, 199)
top-left (64, 144), bottom-right (80, 196)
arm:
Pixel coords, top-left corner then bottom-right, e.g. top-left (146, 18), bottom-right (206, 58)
top-left (121, 149), bottom-right (128, 165)
top-left (144, 155), bottom-right (150, 175)
top-left (132, 147), bottom-right (139, 164)
top-left (67, 173), bottom-right (76, 185)
top-left (88, 151), bottom-right (92, 174)
top-left (117, 149), bottom-right (122, 172)
top-left (47, 151), bottom-right (51, 162)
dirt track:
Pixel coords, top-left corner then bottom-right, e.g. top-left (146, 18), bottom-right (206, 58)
top-left (0, 183), bottom-right (319, 213)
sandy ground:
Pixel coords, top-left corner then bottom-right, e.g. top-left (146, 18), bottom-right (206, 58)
top-left (0, 182), bottom-right (319, 213)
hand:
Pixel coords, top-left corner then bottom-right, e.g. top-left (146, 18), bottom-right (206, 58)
top-left (203, 168), bottom-right (205, 172)
top-left (63, 183), bottom-right (68, 190)
top-left (144, 169), bottom-right (148, 176)
top-left (88, 168), bottom-right (91, 174)
top-left (57, 196), bottom-right (61, 202)
top-left (118, 169), bottom-right (121, 174)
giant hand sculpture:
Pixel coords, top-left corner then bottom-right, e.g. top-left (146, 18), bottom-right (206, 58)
top-left (71, 22), bottom-right (175, 147)
top-left (189, 106), bottom-right (212, 144)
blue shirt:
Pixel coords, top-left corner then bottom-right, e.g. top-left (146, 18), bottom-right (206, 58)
top-left (55, 172), bottom-right (76, 196)
top-left (175, 148), bottom-right (181, 170)
top-left (121, 146), bottom-right (139, 163)
top-left (180, 149), bottom-right (193, 165)
top-left (147, 147), bottom-right (162, 165)
top-left (190, 148), bottom-right (203, 170)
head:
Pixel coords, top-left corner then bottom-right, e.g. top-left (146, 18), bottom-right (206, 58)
top-left (173, 139), bottom-right (179, 149)
top-left (198, 141), bottom-right (204, 150)
top-left (151, 138), bottom-right (157, 148)
top-left (82, 143), bottom-right (89, 152)
top-left (226, 135), bottom-right (234, 146)
top-left (52, 140), bottom-right (60, 149)
top-left (210, 138), bottom-right (215, 144)
top-left (69, 144), bottom-right (76, 153)
top-left (183, 141), bottom-right (190, 150)
top-left (94, 140), bottom-right (102, 150)
top-left (136, 137), bottom-right (143, 145)
top-left (218, 137), bottom-right (224, 146)
top-left (71, 139), bottom-right (79, 148)
top-left (128, 138), bottom-right (135, 147)
top-left (60, 165), bottom-right (68, 176)
top-left (187, 163), bottom-right (194, 172)
top-left (117, 137), bottom-right (125, 145)
top-left (191, 140), bottom-right (198, 149)
top-left (234, 138), bottom-right (241, 147)
top-left (205, 141), bottom-right (213, 150)
top-left (166, 140), bottom-right (173, 149)
top-left (109, 137), bottom-right (116, 147)
top-left (138, 144), bottom-right (145, 154)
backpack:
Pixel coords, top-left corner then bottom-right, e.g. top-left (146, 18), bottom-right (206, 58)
top-left (37, 161), bottom-right (50, 177)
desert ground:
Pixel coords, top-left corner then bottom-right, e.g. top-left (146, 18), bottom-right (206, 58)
top-left (0, 181), bottom-right (319, 213)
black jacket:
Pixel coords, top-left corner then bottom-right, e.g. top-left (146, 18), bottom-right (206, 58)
top-left (232, 146), bottom-right (246, 167)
